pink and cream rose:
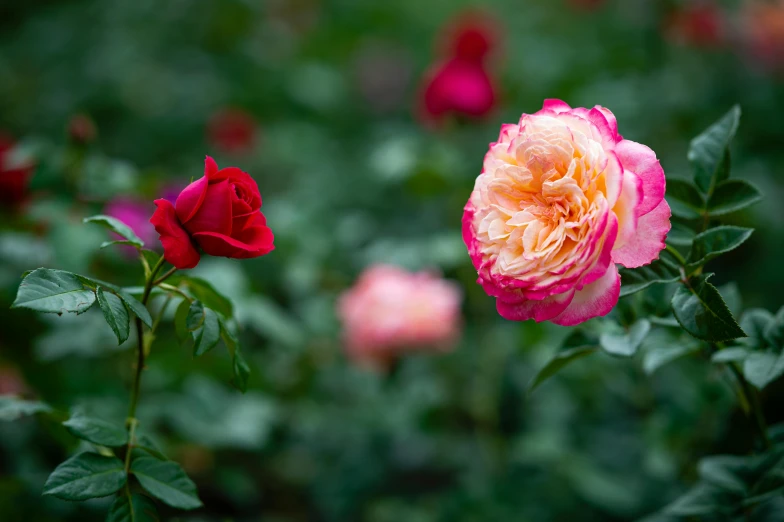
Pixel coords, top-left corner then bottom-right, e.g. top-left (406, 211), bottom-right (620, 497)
top-left (338, 265), bottom-right (462, 366)
top-left (463, 100), bottom-right (671, 326)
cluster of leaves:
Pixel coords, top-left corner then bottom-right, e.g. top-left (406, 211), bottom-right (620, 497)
top-left (646, 446), bottom-right (784, 521)
top-left (6, 215), bottom-right (252, 519)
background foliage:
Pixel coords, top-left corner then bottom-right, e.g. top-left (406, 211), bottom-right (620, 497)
top-left (2, 0), bottom-right (784, 520)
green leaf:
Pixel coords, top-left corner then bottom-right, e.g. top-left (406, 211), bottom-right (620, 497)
top-left (174, 299), bottom-right (191, 341)
top-left (136, 435), bottom-right (168, 461)
top-left (11, 268), bottom-right (96, 315)
top-left (664, 483), bottom-right (736, 517)
top-left (671, 274), bottom-right (746, 342)
top-left (666, 178), bottom-right (705, 219)
top-left (106, 493), bottom-right (160, 522)
top-left (686, 226), bottom-right (754, 271)
top-left (599, 319), bottom-right (650, 357)
top-left (171, 276), bottom-right (233, 318)
top-left (96, 287), bottom-right (131, 344)
top-left (619, 252), bottom-right (680, 297)
top-left (711, 348), bottom-right (750, 363)
top-left (528, 345), bottom-right (597, 394)
top-left (130, 456), bottom-right (202, 510)
top-left (0, 396), bottom-right (51, 421)
top-left (63, 413), bottom-right (128, 447)
top-left (699, 455), bottom-right (749, 496)
top-left (739, 309), bottom-right (775, 350)
top-left (743, 352), bottom-right (784, 390)
top-left (193, 308), bottom-right (220, 357)
top-left (186, 300), bottom-right (204, 331)
top-left (232, 349), bottom-right (251, 393)
top-left (707, 179), bottom-right (763, 216)
top-left (764, 307), bottom-right (784, 349)
top-left (43, 452), bottom-right (126, 500)
top-left (83, 215), bottom-right (143, 248)
top-left (688, 105), bottom-right (740, 195)
top-left (79, 276), bottom-right (153, 328)
top-left (101, 240), bottom-right (142, 249)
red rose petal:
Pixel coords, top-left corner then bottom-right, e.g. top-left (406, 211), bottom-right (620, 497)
top-left (150, 199), bottom-right (200, 269)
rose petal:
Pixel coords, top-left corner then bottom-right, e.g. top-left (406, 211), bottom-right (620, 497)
top-left (175, 176), bottom-right (209, 225)
top-left (496, 289), bottom-right (575, 322)
top-left (615, 139), bottom-right (666, 215)
top-left (205, 155), bottom-right (219, 177)
top-left (612, 170), bottom-right (643, 250)
top-left (193, 221), bottom-right (274, 259)
top-left (551, 263), bottom-right (620, 326)
top-left (541, 99), bottom-right (572, 113)
top-left (209, 166), bottom-right (262, 211)
top-left (150, 199), bottom-right (200, 269)
top-left (611, 198), bottom-right (671, 268)
top-left (183, 179), bottom-right (233, 236)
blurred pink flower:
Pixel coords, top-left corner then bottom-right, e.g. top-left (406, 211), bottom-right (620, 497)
top-left (104, 198), bottom-right (158, 254)
top-left (338, 265), bottom-right (462, 368)
top-left (665, 3), bottom-right (725, 48)
top-left (207, 109), bottom-right (257, 155)
top-left (418, 11), bottom-right (500, 125)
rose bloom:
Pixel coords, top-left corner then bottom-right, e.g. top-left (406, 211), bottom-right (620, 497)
top-left (463, 100), bottom-right (670, 326)
top-left (665, 3), bottom-right (725, 48)
top-left (151, 156), bottom-right (274, 269)
top-left (338, 265), bottom-right (462, 367)
top-left (0, 134), bottom-right (34, 206)
top-left (105, 198), bottom-right (157, 245)
top-left (207, 109), bottom-right (257, 155)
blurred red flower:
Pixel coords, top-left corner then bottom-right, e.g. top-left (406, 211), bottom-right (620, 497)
top-left (207, 109), bottom-right (257, 155)
top-left (666, 3), bottom-right (725, 48)
top-left (419, 12), bottom-right (500, 125)
top-left (0, 135), bottom-right (34, 206)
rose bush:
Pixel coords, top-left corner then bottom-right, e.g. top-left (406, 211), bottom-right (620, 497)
top-left (463, 99), bottom-right (671, 325)
top-left (338, 265), bottom-right (462, 366)
top-left (151, 156), bottom-right (274, 269)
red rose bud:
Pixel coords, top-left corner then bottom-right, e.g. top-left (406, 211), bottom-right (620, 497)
top-left (420, 57), bottom-right (497, 124)
top-left (207, 109), bottom-right (257, 155)
top-left (0, 135), bottom-right (35, 206)
top-left (67, 113), bottom-right (97, 145)
top-left (150, 156), bottom-right (274, 269)
top-left (438, 12), bottom-right (499, 63)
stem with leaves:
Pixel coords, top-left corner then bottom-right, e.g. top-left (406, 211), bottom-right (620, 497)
top-left (124, 255), bottom-right (166, 475)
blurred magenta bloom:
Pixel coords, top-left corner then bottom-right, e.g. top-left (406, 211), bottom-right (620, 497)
top-left (665, 3), bottom-right (725, 47)
top-left (338, 265), bottom-right (462, 368)
top-left (0, 134), bottom-right (34, 207)
top-left (419, 12), bottom-right (500, 125)
top-left (207, 108), bottom-right (257, 155)
top-left (104, 198), bottom-right (157, 255)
